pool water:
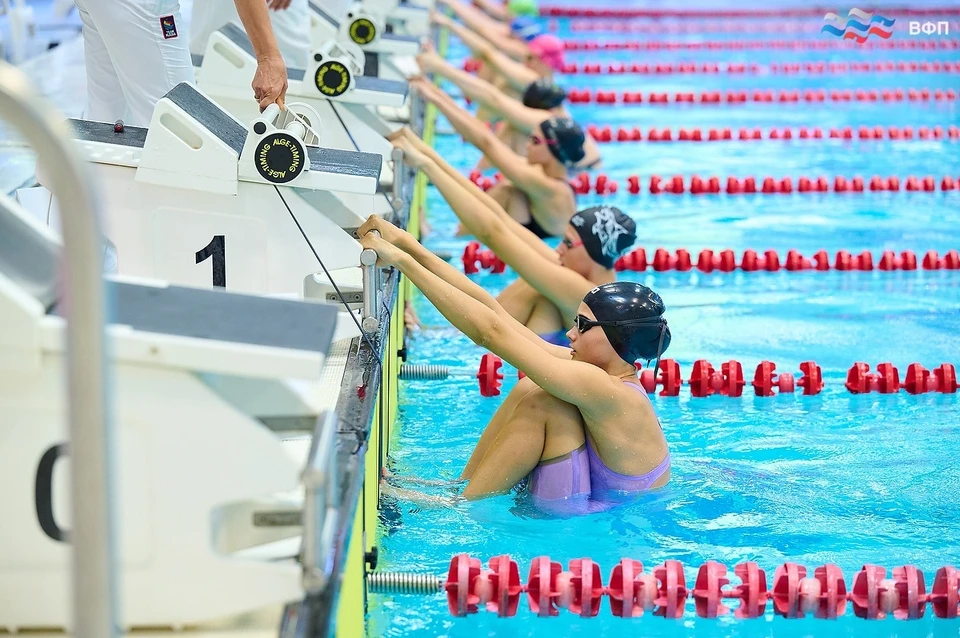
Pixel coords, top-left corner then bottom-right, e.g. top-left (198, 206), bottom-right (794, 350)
top-left (368, 3), bottom-right (960, 635)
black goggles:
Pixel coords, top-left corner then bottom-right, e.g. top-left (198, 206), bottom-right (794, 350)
top-left (573, 314), bottom-right (666, 334)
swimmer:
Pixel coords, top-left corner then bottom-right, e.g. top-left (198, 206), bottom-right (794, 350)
top-left (417, 44), bottom-right (602, 170)
top-left (411, 77), bottom-right (584, 238)
top-left (432, 11), bottom-right (564, 114)
top-left (390, 128), bottom-right (630, 341)
top-left (430, 0), bottom-right (531, 62)
top-left (358, 215), bottom-right (671, 506)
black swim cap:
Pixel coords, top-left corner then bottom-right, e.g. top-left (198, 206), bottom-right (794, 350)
top-left (539, 117), bottom-right (586, 166)
top-left (582, 282), bottom-right (671, 365)
top-left (569, 206), bottom-right (636, 268)
top-left (523, 79), bottom-right (567, 110)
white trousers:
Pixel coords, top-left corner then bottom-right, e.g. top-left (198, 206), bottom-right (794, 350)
top-left (75, 0), bottom-right (196, 127)
top-left (190, 0), bottom-right (310, 70)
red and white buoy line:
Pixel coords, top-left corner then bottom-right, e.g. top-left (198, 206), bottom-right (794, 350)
top-left (541, 5), bottom-right (960, 18)
top-left (585, 124), bottom-right (959, 144)
top-left (565, 87), bottom-right (959, 104)
top-left (564, 19), bottom-right (960, 34)
top-left (560, 60), bottom-right (960, 75)
top-left (366, 554), bottom-right (960, 621)
top-left (468, 353), bottom-right (958, 398)
top-left (562, 38), bottom-right (960, 50)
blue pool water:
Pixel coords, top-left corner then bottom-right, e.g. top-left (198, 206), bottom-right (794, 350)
top-left (369, 4), bottom-right (960, 636)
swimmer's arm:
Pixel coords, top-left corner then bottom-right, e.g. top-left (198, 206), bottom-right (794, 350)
top-left (395, 229), bottom-right (569, 357)
top-left (421, 84), bottom-right (555, 199)
top-left (425, 56), bottom-right (545, 133)
top-left (439, 0), bottom-right (526, 58)
top-left (416, 154), bottom-right (558, 262)
top-left (392, 252), bottom-right (615, 406)
top-left (443, 20), bottom-right (538, 92)
top-left (466, 0), bottom-right (512, 22)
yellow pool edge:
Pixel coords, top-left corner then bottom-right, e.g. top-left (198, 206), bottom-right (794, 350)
top-left (334, 25), bottom-right (447, 637)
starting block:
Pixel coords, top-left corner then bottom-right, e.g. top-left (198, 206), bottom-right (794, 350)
top-left (0, 194), bottom-right (343, 628)
top-left (309, 0), bottom-right (424, 81)
top-left (18, 82), bottom-right (384, 298)
top-left (195, 23), bottom-right (408, 201)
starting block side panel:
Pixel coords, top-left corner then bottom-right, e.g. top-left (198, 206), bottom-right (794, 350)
top-left (165, 82), bottom-right (247, 156)
top-left (0, 364), bottom-right (303, 628)
top-left (307, 147), bottom-right (382, 182)
top-left (354, 75), bottom-right (408, 98)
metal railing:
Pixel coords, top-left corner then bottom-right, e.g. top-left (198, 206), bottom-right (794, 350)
top-left (0, 62), bottom-right (119, 635)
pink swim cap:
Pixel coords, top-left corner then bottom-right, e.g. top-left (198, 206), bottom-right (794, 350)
top-left (528, 34), bottom-right (565, 72)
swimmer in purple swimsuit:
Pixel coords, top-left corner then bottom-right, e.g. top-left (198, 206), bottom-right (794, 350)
top-left (391, 129), bottom-right (635, 347)
top-left (359, 216), bottom-right (671, 509)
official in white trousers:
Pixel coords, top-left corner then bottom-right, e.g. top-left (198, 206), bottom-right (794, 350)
top-left (190, 0), bottom-right (310, 70)
top-left (75, 0), bottom-right (289, 127)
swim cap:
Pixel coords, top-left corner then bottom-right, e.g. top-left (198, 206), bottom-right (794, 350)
top-left (539, 117), bottom-right (586, 165)
top-left (522, 79), bottom-right (566, 109)
top-left (582, 282), bottom-right (671, 365)
top-left (510, 16), bottom-right (542, 42)
top-left (569, 206), bottom-right (636, 268)
top-left (528, 34), bottom-right (565, 72)
top-left (508, 0), bottom-right (539, 18)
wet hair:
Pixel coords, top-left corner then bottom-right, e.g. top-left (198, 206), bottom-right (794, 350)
top-left (539, 117), bottom-right (586, 166)
top-left (582, 282), bottom-right (671, 364)
top-left (522, 79), bottom-right (567, 110)
top-left (569, 206), bottom-right (636, 269)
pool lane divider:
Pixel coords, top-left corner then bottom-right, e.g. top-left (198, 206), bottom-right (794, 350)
top-left (561, 39), bottom-right (960, 51)
top-left (561, 61), bottom-right (960, 75)
top-left (566, 88), bottom-right (959, 104)
top-left (586, 124), bottom-right (960, 143)
top-left (372, 554), bottom-right (960, 621)
top-left (403, 355), bottom-right (959, 398)
top-left (564, 20), bottom-right (960, 34)
top-left (543, 6), bottom-right (960, 18)
top-left (547, 173), bottom-right (960, 196)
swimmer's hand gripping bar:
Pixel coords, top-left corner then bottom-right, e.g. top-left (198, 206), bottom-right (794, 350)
top-left (360, 229), bottom-right (382, 333)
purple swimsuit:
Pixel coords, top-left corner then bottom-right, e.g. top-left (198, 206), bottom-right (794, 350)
top-left (527, 380), bottom-right (670, 510)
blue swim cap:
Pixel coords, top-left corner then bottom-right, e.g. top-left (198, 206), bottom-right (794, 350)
top-left (511, 16), bottom-right (542, 42)
top-left (582, 282), bottom-right (671, 364)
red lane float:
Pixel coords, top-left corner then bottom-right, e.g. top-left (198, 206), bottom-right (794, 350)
top-left (613, 248), bottom-right (959, 273)
top-left (542, 6), bottom-right (960, 17)
top-left (619, 174), bottom-right (960, 195)
top-left (566, 19), bottom-right (960, 34)
top-left (639, 359), bottom-right (823, 398)
top-left (562, 60), bottom-right (960, 75)
top-left (561, 39), bottom-right (960, 50)
top-left (462, 241), bottom-right (505, 275)
top-left (445, 554), bottom-right (960, 621)
top-left (586, 125), bottom-right (960, 144)
top-left (845, 362), bottom-right (959, 394)
top-left (565, 88), bottom-right (958, 104)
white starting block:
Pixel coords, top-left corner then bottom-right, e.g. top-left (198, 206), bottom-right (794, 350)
top-left (17, 82), bottom-right (385, 298)
top-left (0, 195), bottom-right (344, 629)
top-left (308, 0), bottom-right (424, 82)
top-left (195, 24), bottom-right (408, 203)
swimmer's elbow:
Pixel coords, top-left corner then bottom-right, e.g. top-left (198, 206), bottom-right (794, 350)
top-left (475, 315), bottom-right (510, 352)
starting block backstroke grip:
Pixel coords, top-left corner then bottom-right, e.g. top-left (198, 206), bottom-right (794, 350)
top-left (195, 24), bottom-right (408, 199)
top-left (17, 82), bottom-right (383, 298)
top-left (0, 194), bottom-right (342, 629)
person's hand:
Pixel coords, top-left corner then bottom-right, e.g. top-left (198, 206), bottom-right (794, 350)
top-left (358, 214), bottom-right (410, 250)
top-left (267, 0), bottom-right (291, 9)
top-left (416, 50), bottom-right (442, 73)
top-left (431, 9), bottom-right (454, 27)
top-left (392, 136), bottom-right (430, 169)
top-left (252, 54), bottom-right (288, 111)
top-left (359, 227), bottom-right (406, 268)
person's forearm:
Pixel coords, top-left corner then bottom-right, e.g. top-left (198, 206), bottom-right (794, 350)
top-left (446, 20), bottom-right (495, 58)
top-left (482, 48), bottom-right (539, 92)
top-left (233, 0), bottom-right (282, 61)
top-left (395, 252), bottom-right (501, 347)
top-left (395, 225), bottom-right (501, 312)
top-left (473, 0), bottom-right (511, 21)
top-left (432, 58), bottom-right (510, 117)
top-left (420, 160), bottom-right (500, 244)
top-left (430, 94), bottom-right (493, 151)
top-left (446, 0), bottom-right (509, 37)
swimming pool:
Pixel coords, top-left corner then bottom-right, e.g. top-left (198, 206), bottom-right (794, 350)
top-left (368, 4), bottom-right (960, 635)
